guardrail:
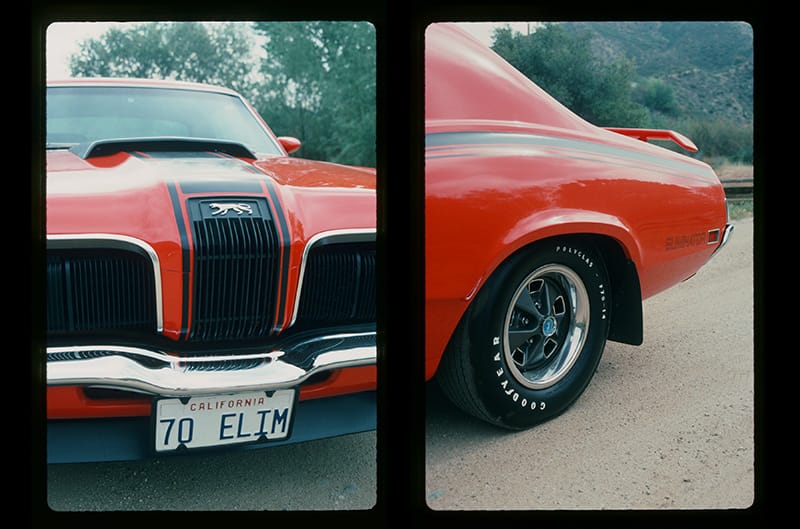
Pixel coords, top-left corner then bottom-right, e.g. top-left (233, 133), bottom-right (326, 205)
top-left (721, 177), bottom-right (753, 201)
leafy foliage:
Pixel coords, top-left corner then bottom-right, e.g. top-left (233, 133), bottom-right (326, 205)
top-left (491, 23), bottom-right (649, 127)
top-left (559, 21), bottom-right (753, 123)
top-left (70, 22), bottom-right (260, 99)
top-left (633, 78), bottom-right (679, 116)
top-left (253, 21), bottom-right (376, 167)
top-left (670, 117), bottom-right (753, 164)
top-left (488, 22), bottom-right (752, 163)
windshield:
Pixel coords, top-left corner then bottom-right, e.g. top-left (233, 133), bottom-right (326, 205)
top-left (46, 85), bottom-right (283, 156)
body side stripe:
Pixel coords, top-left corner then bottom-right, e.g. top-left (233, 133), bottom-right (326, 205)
top-left (425, 131), bottom-right (712, 181)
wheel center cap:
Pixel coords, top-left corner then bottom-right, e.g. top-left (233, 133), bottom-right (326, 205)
top-left (542, 316), bottom-right (557, 337)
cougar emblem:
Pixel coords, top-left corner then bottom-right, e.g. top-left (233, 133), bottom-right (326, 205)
top-left (209, 203), bottom-right (253, 216)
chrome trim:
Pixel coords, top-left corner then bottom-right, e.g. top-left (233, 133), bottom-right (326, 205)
top-left (720, 224), bottom-right (734, 249)
top-left (710, 224), bottom-right (734, 257)
top-left (47, 234), bottom-right (164, 332)
top-left (289, 229), bottom-right (376, 327)
top-left (46, 332), bottom-right (376, 397)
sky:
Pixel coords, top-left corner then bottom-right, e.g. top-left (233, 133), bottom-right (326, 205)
top-left (46, 22), bottom-right (138, 79)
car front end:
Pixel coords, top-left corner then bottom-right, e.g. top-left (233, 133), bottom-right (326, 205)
top-left (44, 79), bottom-right (377, 462)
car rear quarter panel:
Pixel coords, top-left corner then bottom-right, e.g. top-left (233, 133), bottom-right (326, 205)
top-left (424, 125), bottom-right (727, 379)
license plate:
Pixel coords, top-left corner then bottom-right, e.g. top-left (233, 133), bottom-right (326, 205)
top-left (154, 389), bottom-right (296, 453)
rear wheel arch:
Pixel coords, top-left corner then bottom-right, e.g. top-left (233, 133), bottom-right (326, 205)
top-left (472, 233), bottom-right (643, 345)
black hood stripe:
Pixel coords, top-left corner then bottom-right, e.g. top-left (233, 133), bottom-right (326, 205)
top-left (259, 177), bottom-right (291, 332)
top-left (166, 181), bottom-right (192, 338)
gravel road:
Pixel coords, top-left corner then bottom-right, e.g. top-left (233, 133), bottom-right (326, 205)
top-left (46, 429), bottom-right (376, 511)
top-left (425, 216), bottom-right (756, 511)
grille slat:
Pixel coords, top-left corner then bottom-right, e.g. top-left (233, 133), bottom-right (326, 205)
top-left (296, 242), bottom-right (376, 326)
top-left (47, 249), bottom-right (157, 334)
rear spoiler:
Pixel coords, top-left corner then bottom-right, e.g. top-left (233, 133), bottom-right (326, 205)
top-left (605, 127), bottom-right (698, 152)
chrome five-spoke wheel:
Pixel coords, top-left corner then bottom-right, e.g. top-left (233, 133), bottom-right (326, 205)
top-left (504, 264), bottom-right (590, 390)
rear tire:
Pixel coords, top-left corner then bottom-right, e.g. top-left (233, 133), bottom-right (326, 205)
top-left (437, 238), bottom-right (611, 429)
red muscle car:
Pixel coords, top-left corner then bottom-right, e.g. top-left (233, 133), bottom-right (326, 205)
top-left (424, 23), bottom-right (732, 429)
top-left (45, 78), bottom-right (376, 462)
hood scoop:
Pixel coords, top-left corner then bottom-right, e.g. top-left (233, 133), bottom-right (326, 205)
top-left (78, 137), bottom-right (257, 160)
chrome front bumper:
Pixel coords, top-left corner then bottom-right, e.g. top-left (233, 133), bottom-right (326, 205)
top-left (47, 331), bottom-right (376, 397)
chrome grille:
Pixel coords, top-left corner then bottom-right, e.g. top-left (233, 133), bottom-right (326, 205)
top-left (188, 198), bottom-right (281, 341)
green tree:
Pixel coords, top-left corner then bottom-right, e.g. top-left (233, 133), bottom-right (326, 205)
top-left (491, 23), bottom-right (648, 127)
top-left (635, 77), bottom-right (679, 116)
top-left (253, 21), bottom-right (376, 166)
top-left (69, 22), bottom-right (260, 101)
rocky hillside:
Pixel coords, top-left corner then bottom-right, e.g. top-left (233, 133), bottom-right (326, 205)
top-left (560, 21), bottom-right (754, 123)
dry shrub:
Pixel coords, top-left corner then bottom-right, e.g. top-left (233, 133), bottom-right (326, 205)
top-left (715, 163), bottom-right (753, 182)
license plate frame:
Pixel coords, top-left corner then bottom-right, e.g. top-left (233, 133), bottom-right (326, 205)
top-left (152, 389), bottom-right (297, 454)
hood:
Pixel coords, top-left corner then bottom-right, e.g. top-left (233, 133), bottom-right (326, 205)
top-left (47, 148), bottom-right (375, 194)
top-left (46, 148), bottom-right (376, 249)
